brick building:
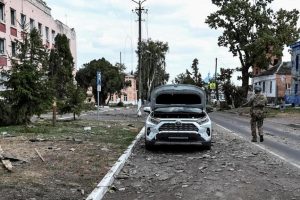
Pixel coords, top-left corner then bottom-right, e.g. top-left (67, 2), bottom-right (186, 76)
top-left (108, 74), bottom-right (137, 105)
top-left (252, 61), bottom-right (292, 104)
top-left (0, 0), bottom-right (76, 90)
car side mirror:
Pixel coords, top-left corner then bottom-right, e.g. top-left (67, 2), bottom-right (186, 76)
top-left (143, 106), bottom-right (151, 113)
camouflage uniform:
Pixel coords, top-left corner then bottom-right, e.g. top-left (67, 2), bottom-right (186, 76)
top-left (244, 89), bottom-right (267, 142)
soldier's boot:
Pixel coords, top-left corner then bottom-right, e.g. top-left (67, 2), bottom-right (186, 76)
top-left (260, 135), bottom-right (264, 142)
top-left (251, 137), bottom-right (257, 142)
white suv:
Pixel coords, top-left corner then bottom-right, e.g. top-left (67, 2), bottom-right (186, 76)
top-left (144, 84), bottom-right (212, 150)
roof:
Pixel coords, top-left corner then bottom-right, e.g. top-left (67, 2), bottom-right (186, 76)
top-left (255, 61), bottom-right (291, 77)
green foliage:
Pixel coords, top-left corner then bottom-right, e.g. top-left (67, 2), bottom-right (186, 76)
top-left (75, 58), bottom-right (127, 105)
top-left (206, 0), bottom-right (300, 97)
top-left (139, 39), bottom-right (169, 100)
top-left (0, 28), bottom-right (52, 125)
top-left (174, 58), bottom-right (204, 87)
top-left (48, 34), bottom-right (74, 99)
top-left (0, 100), bottom-right (13, 126)
top-left (57, 83), bottom-right (86, 120)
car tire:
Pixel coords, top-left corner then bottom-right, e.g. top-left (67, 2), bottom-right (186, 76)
top-left (145, 138), bottom-right (154, 151)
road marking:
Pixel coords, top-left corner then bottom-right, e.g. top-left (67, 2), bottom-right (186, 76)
top-left (86, 127), bottom-right (145, 200)
top-left (215, 123), bottom-right (300, 170)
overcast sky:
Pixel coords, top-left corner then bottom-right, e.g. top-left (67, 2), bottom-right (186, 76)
top-left (47, 0), bottom-right (300, 85)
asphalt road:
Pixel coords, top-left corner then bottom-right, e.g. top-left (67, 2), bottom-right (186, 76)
top-left (209, 111), bottom-right (300, 168)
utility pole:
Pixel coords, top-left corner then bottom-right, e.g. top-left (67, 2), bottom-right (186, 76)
top-left (215, 58), bottom-right (219, 100)
top-left (132, 0), bottom-right (147, 116)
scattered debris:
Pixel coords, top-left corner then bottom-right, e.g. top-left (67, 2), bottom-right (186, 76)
top-left (127, 124), bottom-right (135, 127)
top-left (35, 148), bottom-right (45, 162)
top-left (0, 145), bottom-right (13, 171)
top-left (2, 160), bottom-right (13, 171)
top-left (70, 148), bottom-right (76, 152)
top-left (29, 138), bottom-right (47, 142)
top-left (84, 127), bottom-right (91, 131)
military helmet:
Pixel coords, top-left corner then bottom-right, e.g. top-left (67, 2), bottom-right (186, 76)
top-left (254, 85), bottom-right (261, 93)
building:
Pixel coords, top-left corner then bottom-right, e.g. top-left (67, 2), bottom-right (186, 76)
top-left (252, 61), bottom-right (292, 104)
top-left (108, 74), bottom-right (137, 105)
top-left (285, 41), bottom-right (300, 105)
top-left (0, 0), bottom-right (76, 90)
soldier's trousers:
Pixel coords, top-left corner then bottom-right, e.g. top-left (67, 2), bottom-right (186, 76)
top-left (250, 116), bottom-right (264, 138)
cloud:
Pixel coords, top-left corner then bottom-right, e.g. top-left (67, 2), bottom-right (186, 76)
top-left (47, 0), bottom-right (299, 85)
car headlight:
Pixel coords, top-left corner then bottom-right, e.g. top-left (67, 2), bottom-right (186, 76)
top-left (197, 117), bottom-right (209, 125)
top-left (149, 116), bottom-right (160, 125)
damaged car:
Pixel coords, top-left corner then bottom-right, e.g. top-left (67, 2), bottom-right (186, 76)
top-left (143, 84), bottom-right (212, 150)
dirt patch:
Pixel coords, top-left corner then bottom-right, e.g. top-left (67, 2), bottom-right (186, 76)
top-left (103, 124), bottom-right (300, 200)
top-left (0, 111), bottom-right (144, 200)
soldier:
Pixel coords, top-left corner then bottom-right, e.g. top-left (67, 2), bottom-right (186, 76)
top-left (243, 86), bottom-right (267, 142)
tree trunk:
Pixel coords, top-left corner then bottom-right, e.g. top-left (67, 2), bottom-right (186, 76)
top-left (73, 112), bottom-right (76, 120)
top-left (241, 66), bottom-right (250, 98)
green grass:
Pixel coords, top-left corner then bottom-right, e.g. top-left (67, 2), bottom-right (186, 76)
top-left (0, 119), bottom-right (143, 148)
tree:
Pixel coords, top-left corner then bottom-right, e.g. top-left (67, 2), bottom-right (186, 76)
top-left (206, 0), bottom-right (300, 97)
top-left (75, 58), bottom-right (128, 105)
top-left (139, 39), bottom-right (169, 100)
top-left (57, 83), bottom-right (86, 120)
top-left (0, 29), bottom-right (51, 124)
top-left (174, 58), bottom-right (204, 87)
top-left (48, 34), bottom-right (74, 99)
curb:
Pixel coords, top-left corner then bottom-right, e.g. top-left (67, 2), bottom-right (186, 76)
top-left (86, 127), bottom-right (145, 200)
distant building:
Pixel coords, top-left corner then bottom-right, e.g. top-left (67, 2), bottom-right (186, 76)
top-left (252, 61), bottom-right (292, 104)
top-left (285, 41), bottom-right (300, 105)
top-left (0, 0), bottom-right (76, 90)
top-left (108, 74), bottom-right (137, 105)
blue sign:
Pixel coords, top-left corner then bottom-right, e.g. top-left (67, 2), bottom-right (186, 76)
top-left (96, 71), bottom-right (101, 92)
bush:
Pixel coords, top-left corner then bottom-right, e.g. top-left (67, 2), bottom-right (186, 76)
top-left (116, 101), bottom-right (124, 107)
top-left (0, 100), bottom-right (13, 126)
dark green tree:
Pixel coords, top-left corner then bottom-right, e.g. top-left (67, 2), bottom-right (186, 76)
top-left (75, 58), bottom-right (128, 105)
top-left (174, 58), bottom-right (204, 87)
top-left (139, 39), bottom-right (169, 100)
top-left (0, 29), bottom-right (51, 124)
top-left (58, 83), bottom-right (86, 120)
top-left (206, 0), bottom-right (300, 97)
top-left (48, 34), bottom-right (74, 99)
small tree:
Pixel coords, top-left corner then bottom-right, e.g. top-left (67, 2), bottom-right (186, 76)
top-left (0, 29), bottom-right (51, 124)
top-left (58, 83), bottom-right (86, 120)
top-left (174, 58), bottom-right (204, 87)
top-left (48, 34), bottom-right (74, 99)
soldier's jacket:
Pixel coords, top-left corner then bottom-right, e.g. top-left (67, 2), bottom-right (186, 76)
top-left (245, 94), bottom-right (267, 118)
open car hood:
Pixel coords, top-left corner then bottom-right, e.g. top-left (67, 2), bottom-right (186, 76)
top-left (150, 84), bottom-right (206, 110)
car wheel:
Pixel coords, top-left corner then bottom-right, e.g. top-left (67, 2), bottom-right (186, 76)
top-left (145, 138), bottom-right (154, 151)
top-left (204, 145), bottom-right (211, 150)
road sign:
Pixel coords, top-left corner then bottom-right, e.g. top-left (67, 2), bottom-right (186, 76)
top-left (96, 71), bottom-right (101, 92)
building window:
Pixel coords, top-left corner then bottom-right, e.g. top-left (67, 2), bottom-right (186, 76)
top-left (51, 30), bottom-right (55, 43)
top-left (38, 23), bottom-right (42, 35)
top-left (123, 94), bottom-right (128, 102)
top-left (10, 8), bottom-right (16, 26)
top-left (262, 81), bottom-right (265, 92)
top-left (45, 27), bottom-right (49, 41)
top-left (11, 41), bottom-right (16, 57)
top-left (0, 3), bottom-right (4, 22)
top-left (270, 81), bottom-right (272, 93)
top-left (296, 55), bottom-right (299, 71)
top-left (30, 18), bottom-right (35, 30)
top-left (20, 14), bottom-right (26, 29)
top-left (0, 38), bottom-right (5, 54)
